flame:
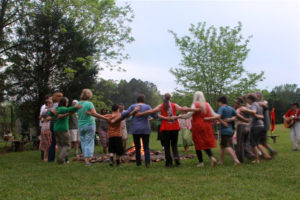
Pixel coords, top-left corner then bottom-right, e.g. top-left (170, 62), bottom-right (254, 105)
top-left (126, 138), bottom-right (145, 155)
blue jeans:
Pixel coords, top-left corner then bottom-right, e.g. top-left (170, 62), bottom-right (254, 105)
top-left (133, 134), bottom-right (150, 166)
top-left (79, 124), bottom-right (96, 158)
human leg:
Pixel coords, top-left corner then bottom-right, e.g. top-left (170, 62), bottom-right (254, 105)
top-left (142, 134), bottom-right (150, 167)
top-left (170, 131), bottom-right (180, 165)
top-left (294, 122), bottom-right (300, 148)
top-left (133, 134), bottom-right (142, 166)
top-left (48, 121), bottom-right (56, 162)
top-left (204, 149), bottom-right (217, 167)
top-left (290, 127), bottom-right (297, 150)
top-left (162, 131), bottom-right (172, 166)
top-left (236, 124), bottom-right (245, 163)
top-left (195, 150), bottom-right (204, 167)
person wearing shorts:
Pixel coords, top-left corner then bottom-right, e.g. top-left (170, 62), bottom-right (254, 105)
top-left (242, 93), bottom-right (271, 163)
top-left (105, 104), bottom-right (123, 166)
top-left (69, 100), bottom-right (80, 157)
top-left (216, 96), bottom-right (240, 166)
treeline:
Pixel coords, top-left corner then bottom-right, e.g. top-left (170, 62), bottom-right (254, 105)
top-left (263, 84), bottom-right (300, 123)
top-left (91, 78), bottom-right (162, 111)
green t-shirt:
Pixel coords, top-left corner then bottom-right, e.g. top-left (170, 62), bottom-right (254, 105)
top-left (77, 101), bottom-right (95, 128)
top-left (49, 106), bottom-right (77, 132)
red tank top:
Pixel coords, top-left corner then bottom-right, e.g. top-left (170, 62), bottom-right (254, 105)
top-left (160, 102), bottom-right (180, 132)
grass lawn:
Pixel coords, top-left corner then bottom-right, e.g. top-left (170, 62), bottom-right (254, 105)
top-left (0, 124), bottom-right (300, 200)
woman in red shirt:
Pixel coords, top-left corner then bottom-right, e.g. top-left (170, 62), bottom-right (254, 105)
top-left (136, 93), bottom-right (198, 167)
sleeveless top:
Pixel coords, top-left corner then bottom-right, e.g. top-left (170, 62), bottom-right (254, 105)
top-left (160, 102), bottom-right (180, 132)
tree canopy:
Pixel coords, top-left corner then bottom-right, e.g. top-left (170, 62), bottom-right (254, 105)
top-left (169, 22), bottom-right (264, 108)
top-left (3, 0), bottom-right (134, 129)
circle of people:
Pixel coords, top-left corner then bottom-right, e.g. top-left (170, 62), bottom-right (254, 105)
top-left (39, 89), bottom-right (281, 168)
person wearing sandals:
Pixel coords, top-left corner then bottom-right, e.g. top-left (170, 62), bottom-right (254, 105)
top-left (181, 91), bottom-right (218, 168)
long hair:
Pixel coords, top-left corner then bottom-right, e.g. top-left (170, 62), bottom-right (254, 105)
top-left (163, 93), bottom-right (171, 111)
top-left (193, 91), bottom-right (206, 113)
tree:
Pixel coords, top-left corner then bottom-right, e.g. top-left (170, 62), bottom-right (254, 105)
top-left (5, 2), bottom-right (98, 129)
top-left (55, 0), bottom-right (134, 69)
top-left (0, 0), bottom-right (30, 102)
top-left (169, 22), bottom-right (264, 108)
top-left (5, 0), bottom-right (134, 129)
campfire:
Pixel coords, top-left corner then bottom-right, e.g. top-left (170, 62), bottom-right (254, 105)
top-left (73, 139), bottom-right (196, 163)
top-left (125, 139), bottom-right (160, 157)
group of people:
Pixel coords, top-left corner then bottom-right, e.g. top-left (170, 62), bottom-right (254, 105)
top-left (38, 88), bottom-right (287, 168)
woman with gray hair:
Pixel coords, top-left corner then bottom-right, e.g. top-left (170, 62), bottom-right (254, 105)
top-left (181, 91), bottom-right (219, 168)
top-left (77, 89), bottom-right (109, 166)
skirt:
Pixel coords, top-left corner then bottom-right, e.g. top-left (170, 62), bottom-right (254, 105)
top-left (39, 122), bottom-right (52, 152)
top-left (178, 128), bottom-right (193, 147)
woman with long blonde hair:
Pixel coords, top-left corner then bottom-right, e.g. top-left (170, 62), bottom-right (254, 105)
top-left (181, 91), bottom-right (219, 167)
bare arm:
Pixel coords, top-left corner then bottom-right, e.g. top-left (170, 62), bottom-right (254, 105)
top-left (86, 108), bottom-right (110, 121)
top-left (135, 104), bottom-right (162, 117)
top-left (181, 104), bottom-right (196, 119)
top-left (236, 113), bottom-right (249, 123)
top-left (240, 107), bottom-right (257, 116)
top-left (219, 119), bottom-right (229, 127)
top-left (204, 114), bottom-right (221, 121)
top-left (224, 116), bottom-right (237, 122)
top-left (57, 113), bottom-right (72, 119)
top-left (111, 106), bottom-right (140, 124)
top-left (258, 101), bottom-right (268, 109)
top-left (158, 114), bottom-right (180, 121)
top-left (174, 104), bottom-right (200, 112)
top-left (255, 114), bottom-right (264, 119)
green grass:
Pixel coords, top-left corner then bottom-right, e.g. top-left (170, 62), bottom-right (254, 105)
top-left (1, 125), bottom-right (300, 200)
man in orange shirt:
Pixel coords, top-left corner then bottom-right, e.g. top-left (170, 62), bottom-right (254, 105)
top-left (283, 103), bottom-right (300, 151)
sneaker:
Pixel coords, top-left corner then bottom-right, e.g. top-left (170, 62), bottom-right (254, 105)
top-left (292, 148), bottom-right (298, 151)
top-left (175, 159), bottom-right (181, 166)
top-left (116, 159), bottom-right (120, 166)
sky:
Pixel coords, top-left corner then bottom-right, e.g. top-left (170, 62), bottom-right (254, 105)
top-left (100, 0), bottom-right (300, 94)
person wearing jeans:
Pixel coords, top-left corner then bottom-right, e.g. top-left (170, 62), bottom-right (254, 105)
top-left (77, 89), bottom-right (109, 166)
top-left (133, 134), bottom-right (150, 166)
top-left (114, 94), bottom-right (157, 168)
top-left (136, 93), bottom-right (198, 167)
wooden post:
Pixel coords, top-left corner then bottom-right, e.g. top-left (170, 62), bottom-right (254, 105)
top-left (10, 105), bottom-right (13, 132)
